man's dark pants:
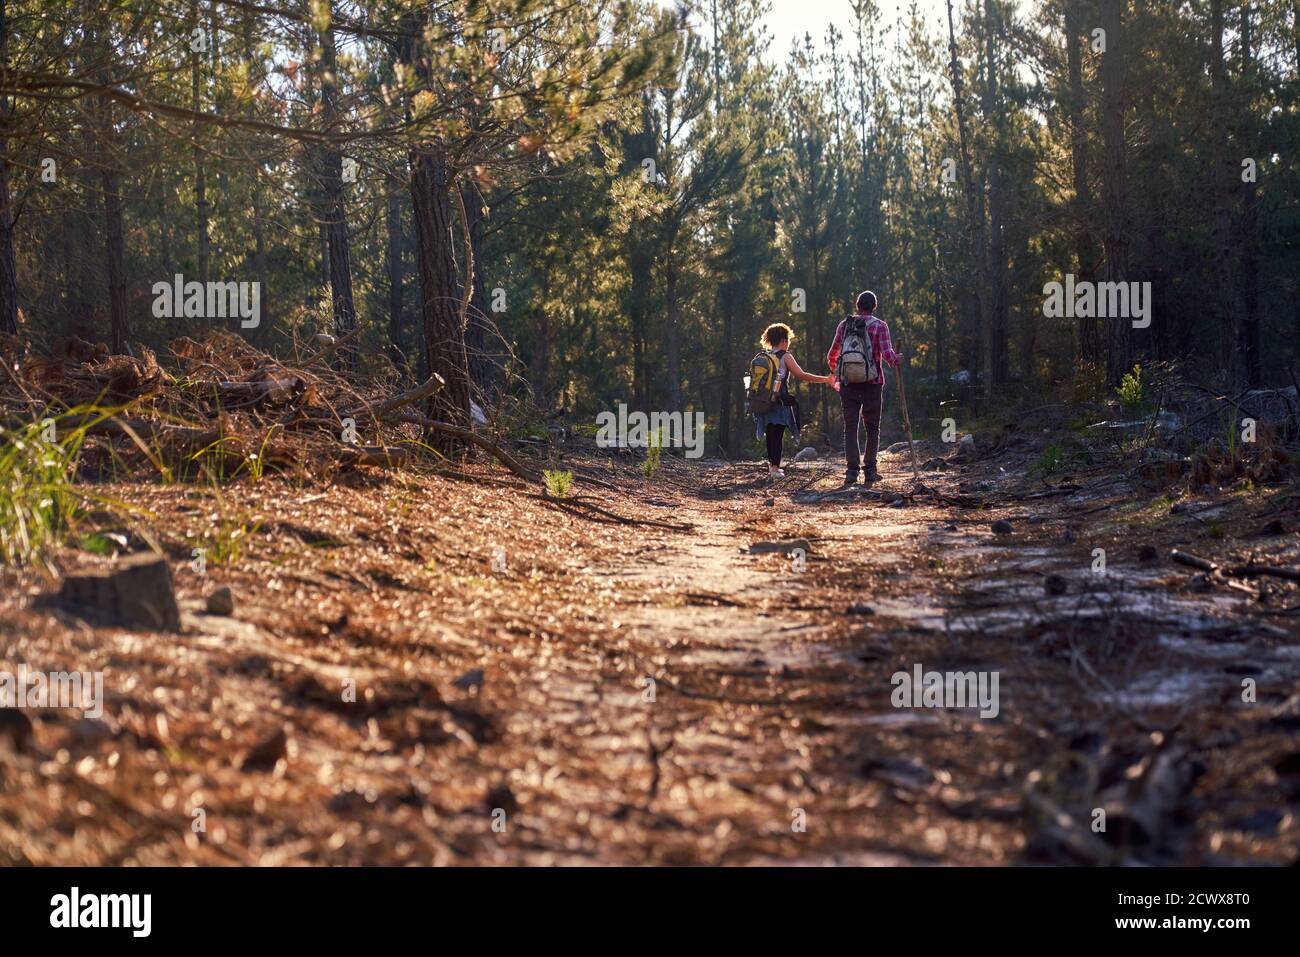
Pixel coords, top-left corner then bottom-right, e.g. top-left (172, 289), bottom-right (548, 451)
top-left (840, 380), bottom-right (884, 480)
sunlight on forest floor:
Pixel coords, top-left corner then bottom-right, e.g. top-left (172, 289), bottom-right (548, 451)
top-left (1, 429), bottom-right (1298, 865)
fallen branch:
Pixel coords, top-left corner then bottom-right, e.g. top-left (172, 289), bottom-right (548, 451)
top-left (1169, 549), bottom-right (1217, 574)
top-left (530, 493), bottom-right (693, 530)
top-left (336, 445), bottom-right (411, 468)
top-left (390, 411), bottom-right (537, 481)
top-left (300, 326), bottom-right (363, 368)
top-left (1170, 548), bottom-right (1300, 583)
top-left (355, 372), bottom-right (445, 424)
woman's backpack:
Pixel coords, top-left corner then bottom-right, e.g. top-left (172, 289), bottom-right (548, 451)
top-left (747, 350), bottom-right (781, 414)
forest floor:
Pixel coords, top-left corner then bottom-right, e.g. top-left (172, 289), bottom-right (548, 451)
top-left (2, 429), bottom-right (1299, 865)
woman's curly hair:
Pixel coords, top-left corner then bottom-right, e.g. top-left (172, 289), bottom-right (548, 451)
top-left (762, 323), bottom-right (792, 349)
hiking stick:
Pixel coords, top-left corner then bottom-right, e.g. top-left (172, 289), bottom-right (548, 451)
top-left (894, 363), bottom-right (921, 485)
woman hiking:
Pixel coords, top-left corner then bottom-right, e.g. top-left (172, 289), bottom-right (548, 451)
top-left (753, 323), bottom-right (834, 478)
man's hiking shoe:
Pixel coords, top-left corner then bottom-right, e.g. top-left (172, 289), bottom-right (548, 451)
top-left (864, 469), bottom-right (884, 483)
top-left (843, 473), bottom-right (859, 487)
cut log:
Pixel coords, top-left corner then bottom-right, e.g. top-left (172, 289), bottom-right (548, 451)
top-left (51, 553), bottom-right (182, 631)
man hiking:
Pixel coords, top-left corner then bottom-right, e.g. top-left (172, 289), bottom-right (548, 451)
top-left (826, 290), bottom-right (901, 486)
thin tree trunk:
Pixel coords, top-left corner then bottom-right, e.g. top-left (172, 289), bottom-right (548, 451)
top-left (933, 249), bottom-right (946, 385)
top-left (1239, 1), bottom-right (1260, 387)
top-left (945, 0), bottom-right (994, 398)
top-left (94, 19), bottom-right (127, 354)
top-left (387, 185), bottom-right (405, 371)
top-left (1210, 0), bottom-right (1233, 378)
top-left (665, 256), bottom-right (681, 411)
top-left (1065, 1), bottom-right (1099, 366)
top-left (0, 0), bottom-right (17, 337)
top-left (983, 0), bottom-right (1007, 387)
top-left (318, 20), bottom-right (356, 370)
top-left (102, 163), bottom-right (127, 354)
top-left (1099, 0), bottom-right (1131, 385)
top-left (718, 291), bottom-right (734, 456)
top-left (461, 179), bottom-right (493, 392)
top-left (245, 13), bottom-right (268, 342)
top-left (192, 0), bottom-right (209, 288)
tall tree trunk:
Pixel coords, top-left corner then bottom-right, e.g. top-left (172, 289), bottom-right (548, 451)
top-left (93, 19), bottom-right (127, 354)
top-left (318, 21), bottom-right (356, 370)
top-left (245, 13), bottom-right (268, 343)
top-left (159, 178), bottom-right (173, 287)
top-left (1064, 1), bottom-right (1099, 366)
top-left (1098, 0), bottom-right (1131, 385)
top-left (532, 267), bottom-right (550, 404)
top-left (665, 256), bottom-right (681, 411)
top-left (461, 179), bottom-right (494, 393)
top-left (1210, 0), bottom-right (1234, 379)
top-left (387, 185), bottom-right (405, 371)
top-left (410, 147), bottom-right (472, 442)
top-left (628, 243), bottom-right (651, 410)
top-left (983, 0), bottom-right (1008, 387)
top-left (0, 0), bottom-right (16, 338)
top-left (250, 169), bottom-right (268, 341)
top-left (945, 0), bottom-right (994, 399)
top-left (710, 0), bottom-right (734, 456)
top-left (1239, 1), bottom-right (1260, 387)
top-left (102, 161), bottom-right (127, 354)
top-left (192, 0), bottom-right (209, 288)
top-left (718, 290), bottom-right (734, 456)
top-left (933, 248), bottom-right (946, 385)
top-left (69, 178), bottom-right (98, 342)
top-left (211, 5), bottom-right (227, 207)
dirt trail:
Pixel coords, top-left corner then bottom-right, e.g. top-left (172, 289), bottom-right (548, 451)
top-left (537, 449), bottom-right (1300, 865)
top-left (2, 444), bottom-right (1297, 866)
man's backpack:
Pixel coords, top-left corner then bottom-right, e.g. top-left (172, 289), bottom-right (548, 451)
top-left (747, 350), bottom-right (781, 414)
top-left (838, 316), bottom-right (880, 385)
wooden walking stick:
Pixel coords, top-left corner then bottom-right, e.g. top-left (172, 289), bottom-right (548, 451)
top-left (894, 362), bottom-right (922, 486)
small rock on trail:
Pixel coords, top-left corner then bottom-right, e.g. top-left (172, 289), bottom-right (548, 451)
top-left (0, 710), bottom-right (34, 753)
top-left (745, 539), bottom-right (810, 556)
top-left (453, 668), bottom-right (485, 693)
top-left (991, 520), bottom-right (1013, 535)
top-left (205, 585), bottom-right (235, 616)
top-left (239, 725), bottom-right (289, 773)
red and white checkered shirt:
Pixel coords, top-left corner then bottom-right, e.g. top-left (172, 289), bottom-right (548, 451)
top-left (827, 314), bottom-right (900, 385)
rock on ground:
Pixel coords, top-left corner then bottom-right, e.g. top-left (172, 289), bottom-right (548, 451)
top-left (52, 553), bottom-right (181, 631)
